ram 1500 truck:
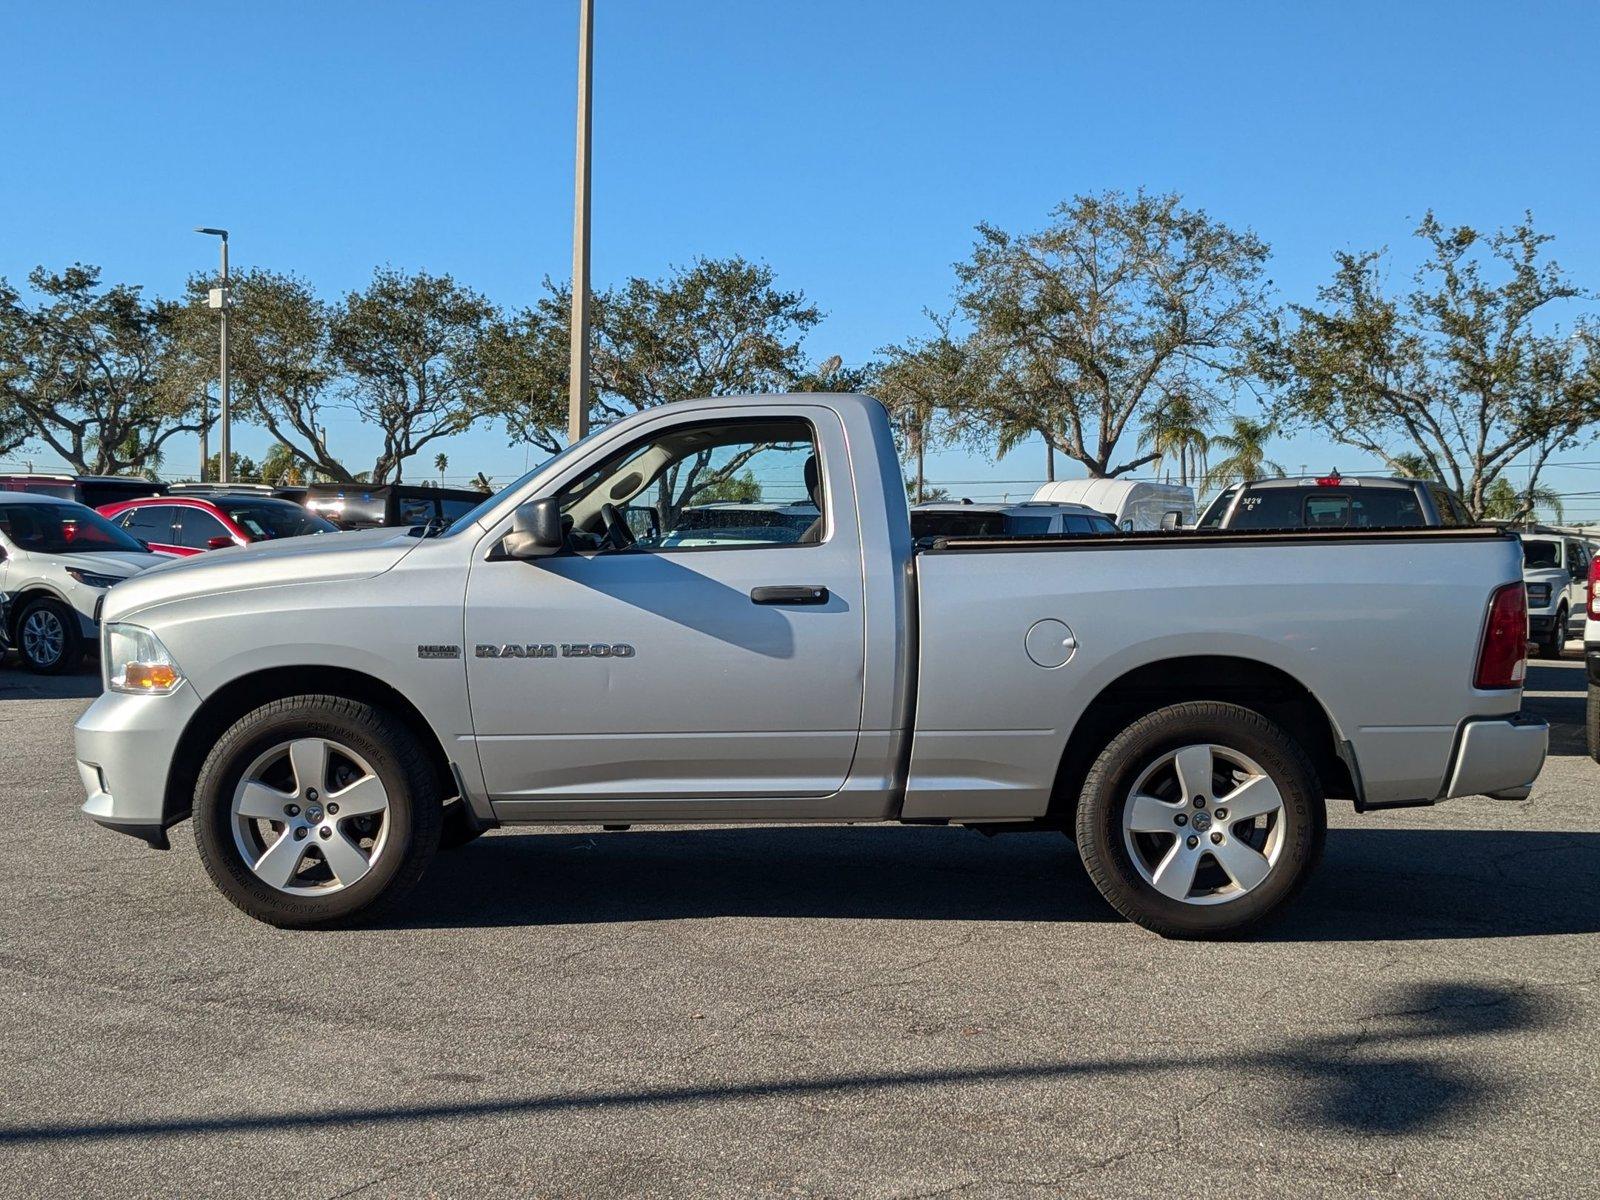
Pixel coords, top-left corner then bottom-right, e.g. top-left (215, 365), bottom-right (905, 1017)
top-left (75, 394), bottom-right (1549, 936)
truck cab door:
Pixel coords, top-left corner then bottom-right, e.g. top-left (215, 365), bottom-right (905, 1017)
top-left (464, 407), bottom-right (866, 812)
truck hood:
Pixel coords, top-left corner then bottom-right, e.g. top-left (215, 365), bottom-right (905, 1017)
top-left (103, 527), bottom-right (420, 622)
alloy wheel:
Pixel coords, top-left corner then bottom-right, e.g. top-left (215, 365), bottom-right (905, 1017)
top-left (1121, 743), bottom-right (1286, 905)
top-left (231, 737), bottom-right (391, 895)
top-left (21, 609), bottom-right (65, 668)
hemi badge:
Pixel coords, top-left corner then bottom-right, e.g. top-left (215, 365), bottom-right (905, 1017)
top-left (417, 644), bottom-right (461, 659)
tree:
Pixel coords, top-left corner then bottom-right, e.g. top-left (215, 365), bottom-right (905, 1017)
top-left (434, 452), bottom-right (448, 484)
top-left (478, 303), bottom-right (568, 456)
top-left (1481, 476), bottom-right (1565, 523)
top-left (171, 269), bottom-right (352, 482)
top-left (330, 268), bottom-right (495, 483)
top-left (0, 265), bottom-right (201, 475)
top-left (954, 190), bottom-right (1272, 478)
top-left (1139, 394), bottom-right (1210, 488)
top-left (470, 471), bottom-right (494, 493)
top-left (1252, 212), bottom-right (1600, 517)
top-left (480, 257), bottom-right (832, 461)
top-left (205, 450), bottom-right (260, 482)
top-left (1205, 415), bottom-right (1285, 489)
top-left (876, 313), bottom-right (984, 502)
top-left (259, 442), bottom-right (306, 486)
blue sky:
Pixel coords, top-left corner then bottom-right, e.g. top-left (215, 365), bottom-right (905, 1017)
top-left (3, 1), bottom-right (1598, 514)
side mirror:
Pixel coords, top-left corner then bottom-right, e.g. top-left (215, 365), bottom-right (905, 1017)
top-left (206, 535), bottom-right (235, 550)
top-left (502, 498), bottom-right (565, 559)
top-left (1160, 509), bottom-right (1184, 531)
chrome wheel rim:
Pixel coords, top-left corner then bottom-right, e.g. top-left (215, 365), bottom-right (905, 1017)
top-left (21, 609), bottom-right (65, 666)
top-left (1122, 743), bottom-right (1286, 906)
top-left (231, 738), bottom-right (391, 896)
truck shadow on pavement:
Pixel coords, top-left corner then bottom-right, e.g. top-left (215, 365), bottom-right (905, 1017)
top-left (0, 980), bottom-right (1568, 1147)
top-left (0, 661), bottom-right (101, 700)
top-left (381, 824), bottom-right (1600, 941)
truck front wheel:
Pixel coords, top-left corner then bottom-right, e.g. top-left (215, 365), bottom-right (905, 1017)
top-left (192, 696), bottom-right (443, 927)
top-left (1075, 702), bottom-right (1325, 938)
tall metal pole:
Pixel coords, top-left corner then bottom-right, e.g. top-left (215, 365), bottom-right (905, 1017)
top-left (567, 0), bottom-right (594, 444)
top-left (218, 235), bottom-right (231, 483)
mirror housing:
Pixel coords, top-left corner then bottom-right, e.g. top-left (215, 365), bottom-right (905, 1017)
top-left (502, 498), bottom-right (565, 559)
top-left (206, 535), bottom-right (235, 550)
top-left (1159, 509), bottom-right (1184, 531)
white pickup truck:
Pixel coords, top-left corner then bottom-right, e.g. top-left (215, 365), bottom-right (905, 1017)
top-left (75, 394), bottom-right (1548, 936)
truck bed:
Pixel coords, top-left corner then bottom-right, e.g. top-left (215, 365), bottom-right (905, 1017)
top-left (904, 524), bottom-right (1526, 819)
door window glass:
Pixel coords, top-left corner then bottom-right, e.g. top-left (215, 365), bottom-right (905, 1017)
top-left (172, 507), bottom-right (231, 549)
top-left (120, 506), bottom-right (177, 542)
top-left (559, 418), bottom-right (822, 550)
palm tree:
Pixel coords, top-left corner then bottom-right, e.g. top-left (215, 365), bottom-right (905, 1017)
top-left (1206, 415), bottom-right (1285, 490)
top-left (1482, 477), bottom-right (1564, 524)
top-left (470, 471), bottom-right (494, 493)
top-left (1138, 396), bottom-right (1209, 488)
top-left (434, 452), bottom-right (448, 484)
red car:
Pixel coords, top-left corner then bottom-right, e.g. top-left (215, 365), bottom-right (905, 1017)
top-left (98, 490), bottom-right (337, 556)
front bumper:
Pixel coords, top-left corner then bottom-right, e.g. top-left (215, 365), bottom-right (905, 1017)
top-left (1442, 712), bottom-right (1549, 802)
top-left (1529, 612), bottom-right (1557, 635)
top-left (75, 683), bottom-right (202, 846)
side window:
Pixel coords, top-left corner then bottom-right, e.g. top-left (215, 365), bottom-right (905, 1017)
top-left (1427, 484), bottom-right (1462, 527)
top-left (558, 417), bottom-right (822, 551)
top-left (120, 506), bottom-right (176, 542)
top-left (171, 506), bottom-right (231, 549)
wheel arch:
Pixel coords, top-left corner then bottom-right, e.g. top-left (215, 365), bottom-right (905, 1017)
top-left (1048, 655), bottom-right (1356, 823)
top-left (163, 665), bottom-right (456, 827)
top-left (8, 583), bottom-right (76, 637)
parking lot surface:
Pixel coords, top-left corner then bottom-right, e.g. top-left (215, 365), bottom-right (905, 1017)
top-left (0, 656), bottom-right (1595, 1198)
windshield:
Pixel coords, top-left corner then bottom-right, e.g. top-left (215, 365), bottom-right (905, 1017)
top-left (221, 500), bottom-right (337, 541)
top-left (0, 500), bottom-right (151, 555)
top-left (1522, 539), bottom-right (1560, 569)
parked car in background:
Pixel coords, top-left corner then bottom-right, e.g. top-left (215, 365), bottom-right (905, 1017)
top-left (1197, 472), bottom-right (1473, 531)
top-left (304, 482), bottom-right (486, 531)
top-left (1520, 530), bottom-right (1591, 658)
top-left (0, 493), bottom-right (161, 672)
top-left (1031, 478), bottom-right (1195, 530)
top-left (99, 487), bottom-right (338, 556)
top-left (912, 500), bottom-right (1118, 542)
top-left (0, 473), bottom-right (165, 509)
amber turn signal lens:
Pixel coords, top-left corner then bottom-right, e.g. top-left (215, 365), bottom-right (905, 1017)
top-left (124, 662), bottom-right (179, 691)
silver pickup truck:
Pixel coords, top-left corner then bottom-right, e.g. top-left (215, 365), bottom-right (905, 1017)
top-left (75, 394), bottom-right (1549, 936)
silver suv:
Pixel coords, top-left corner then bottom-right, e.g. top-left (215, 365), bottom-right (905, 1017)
top-left (0, 493), bottom-right (162, 672)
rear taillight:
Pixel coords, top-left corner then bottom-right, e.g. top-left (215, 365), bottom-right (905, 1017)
top-left (1475, 582), bottom-right (1528, 690)
top-left (1589, 557), bottom-right (1599, 620)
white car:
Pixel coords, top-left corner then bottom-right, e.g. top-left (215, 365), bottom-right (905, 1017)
top-left (0, 493), bottom-right (164, 673)
top-left (1520, 531), bottom-right (1591, 659)
top-left (1032, 478), bottom-right (1196, 530)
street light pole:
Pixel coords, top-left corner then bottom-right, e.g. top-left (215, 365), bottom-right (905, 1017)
top-left (195, 227), bottom-right (232, 483)
top-left (567, 0), bottom-right (594, 444)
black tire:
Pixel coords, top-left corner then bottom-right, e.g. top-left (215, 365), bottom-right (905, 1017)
top-left (438, 798), bottom-right (486, 850)
top-left (1587, 684), bottom-right (1599, 766)
top-left (193, 695), bottom-right (443, 927)
top-left (1537, 608), bottom-right (1565, 659)
top-left (16, 596), bottom-right (84, 674)
top-left (1074, 701), bottom-right (1326, 939)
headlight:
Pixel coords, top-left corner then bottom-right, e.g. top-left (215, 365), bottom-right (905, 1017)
top-left (1525, 582), bottom-right (1551, 607)
top-left (105, 623), bottom-right (184, 694)
top-left (67, 568), bottom-right (123, 589)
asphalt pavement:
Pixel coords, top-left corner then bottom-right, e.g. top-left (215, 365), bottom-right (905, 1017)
top-left (0, 654), bottom-right (1595, 1198)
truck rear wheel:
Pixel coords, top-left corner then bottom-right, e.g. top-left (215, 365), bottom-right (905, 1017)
top-left (192, 696), bottom-right (443, 927)
top-left (1074, 702), bottom-right (1325, 938)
